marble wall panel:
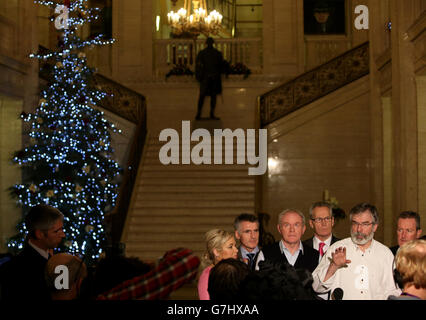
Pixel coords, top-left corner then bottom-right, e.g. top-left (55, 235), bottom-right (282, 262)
top-left (262, 81), bottom-right (372, 242)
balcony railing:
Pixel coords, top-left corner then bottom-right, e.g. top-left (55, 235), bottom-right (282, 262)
top-left (154, 38), bottom-right (262, 77)
top-left (259, 41), bottom-right (369, 127)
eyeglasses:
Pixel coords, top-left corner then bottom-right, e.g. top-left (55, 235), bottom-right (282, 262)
top-left (311, 216), bottom-right (333, 223)
top-left (281, 222), bottom-right (303, 229)
top-left (351, 221), bottom-right (374, 228)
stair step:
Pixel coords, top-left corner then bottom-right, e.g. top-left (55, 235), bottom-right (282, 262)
top-left (129, 215), bottom-right (238, 225)
top-left (132, 200), bottom-right (254, 208)
top-left (148, 137), bottom-right (258, 146)
top-left (138, 177), bottom-right (255, 185)
top-left (137, 192), bottom-right (254, 201)
top-left (130, 207), bottom-right (253, 216)
top-left (138, 185), bottom-right (255, 193)
top-left (125, 250), bottom-right (204, 263)
top-left (144, 148), bottom-right (257, 157)
top-left (139, 170), bottom-right (252, 178)
top-left (125, 241), bottom-right (206, 252)
top-left (140, 164), bottom-right (253, 171)
top-left (128, 224), bottom-right (233, 233)
top-left (127, 232), bottom-right (230, 242)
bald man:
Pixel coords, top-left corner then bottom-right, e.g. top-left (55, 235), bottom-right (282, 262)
top-left (45, 253), bottom-right (87, 300)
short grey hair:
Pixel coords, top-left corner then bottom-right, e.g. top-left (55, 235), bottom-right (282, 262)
top-left (349, 203), bottom-right (379, 225)
top-left (25, 204), bottom-right (64, 238)
top-left (309, 201), bottom-right (333, 219)
top-left (278, 209), bottom-right (306, 225)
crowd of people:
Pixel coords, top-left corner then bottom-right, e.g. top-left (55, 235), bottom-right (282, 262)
top-left (0, 202), bottom-right (424, 301)
top-left (199, 202), bottom-right (425, 300)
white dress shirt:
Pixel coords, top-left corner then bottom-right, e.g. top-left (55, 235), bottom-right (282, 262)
top-left (312, 237), bottom-right (401, 300)
top-left (313, 235), bottom-right (332, 258)
top-left (28, 240), bottom-right (49, 260)
top-left (312, 236), bottom-right (332, 300)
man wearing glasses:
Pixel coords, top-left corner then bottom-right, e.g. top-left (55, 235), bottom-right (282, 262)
top-left (303, 201), bottom-right (340, 299)
top-left (312, 202), bottom-right (401, 300)
top-left (303, 201), bottom-right (340, 261)
top-left (255, 209), bottom-right (319, 273)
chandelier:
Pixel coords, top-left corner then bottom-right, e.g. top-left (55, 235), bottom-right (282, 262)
top-left (167, 0), bottom-right (223, 38)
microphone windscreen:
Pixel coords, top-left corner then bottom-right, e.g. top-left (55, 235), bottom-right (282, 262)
top-left (332, 288), bottom-right (344, 300)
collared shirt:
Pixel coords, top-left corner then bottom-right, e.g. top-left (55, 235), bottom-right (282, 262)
top-left (280, 240), bottom-right (304, 266)
top-left (97, 248), bottom-right (200, 300)
top-left (255, 240), bottom-right (303, 270)
top-left (240, 246), bottom-right (260, 261)
top-left (312, 235), bottom-right (332, 255)
top-left (28, 240), bottom-right (49, 260)
top-left (312, 238), bottom-right (401, 300)
top-left (313, 236), bottom-right (333, 300)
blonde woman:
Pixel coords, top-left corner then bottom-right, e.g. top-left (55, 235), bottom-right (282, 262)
top-left (197, 229), bottom-right (238, 300)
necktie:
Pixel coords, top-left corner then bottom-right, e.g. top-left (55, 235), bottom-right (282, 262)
top-left (319, 242), bottom-right (326, 257)
top-left (247, 253), bottom-right (255, 268)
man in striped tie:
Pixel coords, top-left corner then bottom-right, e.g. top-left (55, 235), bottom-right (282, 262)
top-left (234, 214), bottom-right (260, 271)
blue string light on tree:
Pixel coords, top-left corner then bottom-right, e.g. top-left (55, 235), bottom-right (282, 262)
top-left (7, 0), bottom-right (121, 265)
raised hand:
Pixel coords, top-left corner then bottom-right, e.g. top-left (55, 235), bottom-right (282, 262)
top-left (331, 247), bottom-right (351, 268)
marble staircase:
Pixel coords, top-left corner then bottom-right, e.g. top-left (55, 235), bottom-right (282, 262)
top-left (122, 131), bottom-right (256, 263)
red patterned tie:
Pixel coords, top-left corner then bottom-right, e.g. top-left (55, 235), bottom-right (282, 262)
top-left (319, 242), bottom-right (326, 257)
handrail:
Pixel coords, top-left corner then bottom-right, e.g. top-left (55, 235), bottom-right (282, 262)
top-left (258, 41), bottom-right (369, 127)
top-left (91, 74), bottom-right (147, 246)
top-left (38, 45), bottom-right (147, 247)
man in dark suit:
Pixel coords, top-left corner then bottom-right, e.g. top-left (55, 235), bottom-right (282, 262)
top-left (256, 209), bottom-right (319, 274)
top-left (389, 211), bottom-right (422, 255)
top-left (234, 213), bottom-right (260, 270)
top-left (0, 204), bottom-right (65, 300)
top-left (303, 201), bottom-right (340, 260)
top-left (195, 37), bottom-right (224, 120)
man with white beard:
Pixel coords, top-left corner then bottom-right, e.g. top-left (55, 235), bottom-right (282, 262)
top-left (312, 203), bottom-right (401, 300)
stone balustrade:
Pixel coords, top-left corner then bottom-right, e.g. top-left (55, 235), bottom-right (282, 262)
top-left (154, 38), bottom-right (262, 77)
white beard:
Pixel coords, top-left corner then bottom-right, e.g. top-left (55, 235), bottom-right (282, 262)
top-left (351, 231), bottom-right (374, 245)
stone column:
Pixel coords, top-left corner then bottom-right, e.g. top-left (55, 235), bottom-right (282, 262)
top-left (262, 0), bottom-right (304, 77)
top-left (390, 0), bottom-right (419, 215)
top-left (113, 0), bottom-right (153, 84)
top-left (417, 76), bottom-right (426, 233)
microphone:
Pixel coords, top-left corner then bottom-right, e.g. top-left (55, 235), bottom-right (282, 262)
top-left (331, 288), bottom-right (344, 300)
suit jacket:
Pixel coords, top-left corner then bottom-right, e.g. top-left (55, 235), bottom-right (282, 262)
top-left (0, 243), bottom-right (51, 300)
top-left (302, 235), bottom-right (340, 252)
top-left (390, 245), bottom-right (399, 256)
top-left (261, 241), bottom-right (319, 273)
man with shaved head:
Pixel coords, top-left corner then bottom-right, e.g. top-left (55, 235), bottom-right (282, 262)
top-left (45, 253), bottom-right (87, 300)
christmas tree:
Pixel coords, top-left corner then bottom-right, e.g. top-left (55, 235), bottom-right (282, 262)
top-left (7, 0), bottom-right (121, 264)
